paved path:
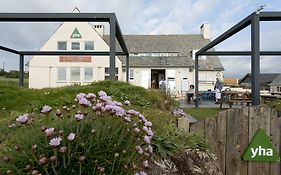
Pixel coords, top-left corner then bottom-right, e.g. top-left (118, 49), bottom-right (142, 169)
top-left (178, 99), bottom-right (244, 109)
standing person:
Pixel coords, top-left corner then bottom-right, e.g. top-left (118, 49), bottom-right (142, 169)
top-left (214, 78), bottom-right (223, 104)
top-left (187, 84), bottom-right (195, 103)
top-left (159, 77), bottom-right (167, 92)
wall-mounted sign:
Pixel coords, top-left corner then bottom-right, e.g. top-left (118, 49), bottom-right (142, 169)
top-left (70, 28), bottom-right (82, 38)
top-left (59, 56), bottom-right (91, 62)
top-left (243, 128), bottom-right (280, 162)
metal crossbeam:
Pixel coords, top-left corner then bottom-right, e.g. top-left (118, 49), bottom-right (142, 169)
top-left (195, 11), bottom-right (281, 108)
top-left (202, 51), bottom-right (281, 56)
top-left (19, 51), bottom-right (127, 56)
top-left (0, 12), bottom-right (129, 86)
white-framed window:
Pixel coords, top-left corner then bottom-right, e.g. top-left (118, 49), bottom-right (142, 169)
top-left (85, 41), bottom-right (94, 50)
top-left (58, 41), bottom-right (67, 50)
top-left (84, 67), bottom-right (93, 82)
top-left (70, 67), bottom-right (80, 82)
top-left (277, 87), bottom-right (280, 92)
top-left (129, 68), bottom-right (134, 80)
top-left (57, 67), bottom-right (67, 81)
top-left (71, 42), bottom-right (80, 50)
top-left (105, 67), bottom-right (118, 80)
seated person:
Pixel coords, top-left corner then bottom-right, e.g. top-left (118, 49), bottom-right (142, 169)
top-left (187, 85), bottom-right (195, 103)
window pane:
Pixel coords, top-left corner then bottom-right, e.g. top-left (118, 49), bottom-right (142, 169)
top-left (105, 67), bottom-right (118, 75)
top-left (129, 69), bottom-right (134, 80)
top-left (84, 67), bottom-right (93, 81)
top-left (85, 41), bottom-right (94, 50)
top-left (57, 67), bottom-right (66, 81)
top-left (70, 68), bottom-right (80, 81)
top-left (71, 42), bottom-right (80, 50)
top-left (58, 41), bottom-right (67, 50)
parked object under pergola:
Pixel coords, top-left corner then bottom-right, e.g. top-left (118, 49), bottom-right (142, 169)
top-left (195, 11), bottom-right (281, 107)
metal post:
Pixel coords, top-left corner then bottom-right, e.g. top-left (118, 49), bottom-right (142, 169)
top-left (19, 54), bottom-right (24, 87)
top-left (109, 16), bottom-right (116, 80)
top-left (195, 54), bottom-right (199, 108)
top-left (251, 13), bottom-right (260, 106)
top-left (126, 54), bottom-right (129, 82)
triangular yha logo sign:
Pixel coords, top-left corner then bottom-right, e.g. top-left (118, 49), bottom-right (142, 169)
top-left (243, 128), bottom-right (280, 162)
top-left (70, 28), bottom-right (82, 38)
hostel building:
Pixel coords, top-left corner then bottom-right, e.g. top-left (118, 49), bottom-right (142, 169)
top-left (29, 20), bottom-right (224, 92)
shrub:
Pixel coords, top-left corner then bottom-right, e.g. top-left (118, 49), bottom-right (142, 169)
top-left (0, 91), bottom-right (154, 175)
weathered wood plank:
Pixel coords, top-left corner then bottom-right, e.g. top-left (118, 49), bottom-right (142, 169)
top-left (225, 107), bottom-right (249, 175)
top-left (177, 117), bottom-right (190, 133)
top-left (269, 108), bottom-right (281, 175)
top-left (190, 119), bottom-right (205, 136)
top-left (248, 106), bottom-right (271, 175)
top-left (216, 111), bottom-right (227, 174)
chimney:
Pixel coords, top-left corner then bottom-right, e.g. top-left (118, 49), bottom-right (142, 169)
top-left (94, 25), bottom-right (105, 37)
top-left (200, 23), bottom-right (210, 39)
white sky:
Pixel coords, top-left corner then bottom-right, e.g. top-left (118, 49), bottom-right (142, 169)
top-left (0, 0), bottom-right (280, 78)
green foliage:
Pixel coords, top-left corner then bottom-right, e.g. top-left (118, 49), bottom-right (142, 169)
top-left (183, 108), bottom-right (223, 120)
top-left (0, 80), bottom-right (174, 113)
top-left (0, 80), bottom-right (209, 174)
top-left (268, 99), bottom-right (281, 110)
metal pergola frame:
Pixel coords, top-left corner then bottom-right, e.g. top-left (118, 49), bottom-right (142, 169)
top-left (195, 11), bottom-right (281, 108)
top-left (0, 13), bottom-right (129, 86)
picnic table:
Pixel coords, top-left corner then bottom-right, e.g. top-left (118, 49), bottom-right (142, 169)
top-left (219, 91), bottom-right (251, 108)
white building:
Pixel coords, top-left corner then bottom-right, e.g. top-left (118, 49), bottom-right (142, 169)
top-left (29, 20), bottom-right (224, 92)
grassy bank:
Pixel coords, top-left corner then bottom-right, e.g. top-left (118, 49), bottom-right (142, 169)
top-left (0, 80), bottom-right (208, 174)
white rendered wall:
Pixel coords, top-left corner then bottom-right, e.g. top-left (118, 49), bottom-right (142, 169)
top-left (29, 22), bottom-right (123, 89)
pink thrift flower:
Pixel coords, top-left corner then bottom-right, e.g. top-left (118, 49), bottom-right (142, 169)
top-left (41, 105), bottom-right (52, 113)
top-left (135, 145), bottom-right (143, 154)
top-left (78, 98), bottom-right (91, 107)
top-left (38, 157), bottom-right (47, 165)
top-left (144, 121), bottom-right (152, 127)
top-left (16, 114), bottom-right (28, 124)
top-left (86, 93), bottom-right (96, 99)
top-left (148, 145), bottom-right (153, 153)
top-left (45, 128), bottom-right (55, 137)
top-left (124, 116), bottom-right (131, 122)
top-left (98, 91), bottom-right (107, 97)
top-left (144, 136), bottom-right (150, 144)
top-left (114, 101), bottom-right (122, 106)
top-left (76, 93), bottom-right (86, 100)
top-left (134, 128), bottom-right (140, 133)
top-left (124, 100), bottom-right (130, 106)
top-left (59, 146), bottom-right (67, 153)
top-left (143, 160), bottom-right (149, 168)
top-left (75, 114), bottom-right (84, 121)
top-left (67, 133), bottom-right (75, 141)
top-left (49, 137), bottom-right (62, 147)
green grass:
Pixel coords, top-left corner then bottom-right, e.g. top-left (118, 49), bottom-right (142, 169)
top-left (0, 76), bottom-right (28, 88)
top-left (0, 79), bottom-right (209, 174)
top-left (183, 108), bottom-right (223, 120)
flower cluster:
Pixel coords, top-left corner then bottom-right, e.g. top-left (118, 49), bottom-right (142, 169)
top-left (172, 108), bottom-right (187, 118)
top-left (12, 90), bottom-right (154, 174)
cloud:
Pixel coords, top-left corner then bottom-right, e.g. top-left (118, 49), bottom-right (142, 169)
top-left (0, 0), bottom-right (280, 77)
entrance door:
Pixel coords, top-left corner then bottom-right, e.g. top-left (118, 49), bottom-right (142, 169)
top-left (151, 69), bottom-right (165, 89)
top-left (141, 70), bottom-right (149, 88)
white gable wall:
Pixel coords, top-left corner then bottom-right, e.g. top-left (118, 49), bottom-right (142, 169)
top-left (29, 22), bottom-right (123, 89)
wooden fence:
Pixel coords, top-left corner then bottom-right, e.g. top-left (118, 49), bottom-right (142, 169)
top-left (189, 105), bottom-right (281, 175)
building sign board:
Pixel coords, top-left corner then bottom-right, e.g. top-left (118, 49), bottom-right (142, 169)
top-left (59, 56), bottom-right (91, 62)
top-left (243, 128), bottom-right (280, 162)
top-left (70, 28), bottom-right (82, 38)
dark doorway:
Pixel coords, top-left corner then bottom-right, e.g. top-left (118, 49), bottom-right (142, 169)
top-left (151, 69), bottom-right (165, 89)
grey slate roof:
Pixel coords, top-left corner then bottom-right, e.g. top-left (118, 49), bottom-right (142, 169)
top-left (269, 74), bottom-right (281, 86)
top-left (239, 73), bottom-right (280, 84)
top-left (103, 35), bottom-right (224, 70)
